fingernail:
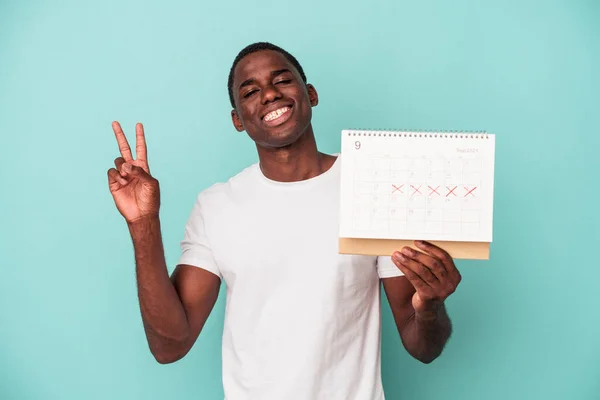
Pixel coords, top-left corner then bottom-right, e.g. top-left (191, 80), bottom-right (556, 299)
top-left (122, 163), bottom-right (132, 173)
top-left (393, 252), bottom-right (406, 262)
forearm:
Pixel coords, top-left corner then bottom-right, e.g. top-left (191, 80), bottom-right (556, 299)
top-left (128, 215), bottom-right (190, 356)
top-left (399, 304), bottom-right (452, 364)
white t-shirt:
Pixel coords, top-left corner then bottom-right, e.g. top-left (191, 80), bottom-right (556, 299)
top-left (178, 155), bottom-right (403, 400)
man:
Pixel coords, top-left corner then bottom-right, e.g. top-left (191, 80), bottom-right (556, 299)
top-left (107, 42), bottom-right (462, 400)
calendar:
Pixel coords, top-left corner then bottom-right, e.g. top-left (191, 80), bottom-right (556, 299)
top-left (339, 129), bottom-right (496, 243)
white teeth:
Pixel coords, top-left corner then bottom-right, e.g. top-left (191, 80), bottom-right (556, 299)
top-left (264, 107), bottom-right (290, 122)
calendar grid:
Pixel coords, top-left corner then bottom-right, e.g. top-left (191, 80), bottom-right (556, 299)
top-left (339, 129), bottom-right (495, 243)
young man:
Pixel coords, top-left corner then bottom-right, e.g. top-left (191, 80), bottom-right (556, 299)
top-left (107, 42), bottom-right (462, 400)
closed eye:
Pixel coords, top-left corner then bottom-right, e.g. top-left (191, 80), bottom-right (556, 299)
top-left (275, 79), bottom-right (292, 85)
top-left (243, 89), bottom-right (258, 98)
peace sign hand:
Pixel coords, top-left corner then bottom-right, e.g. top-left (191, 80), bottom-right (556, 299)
top-left (107, 121), bottom-right (160, 223)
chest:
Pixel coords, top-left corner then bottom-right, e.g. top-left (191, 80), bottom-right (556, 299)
top-left (208, 191), bottom-right (378, 291)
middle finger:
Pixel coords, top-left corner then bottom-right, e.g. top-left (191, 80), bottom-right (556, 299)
top-left (402, 247), bottom-right (447, 282)
top-left (112, 121), bottom-right (133, 161)
top-left (400, 247), bottom-right (439, 285)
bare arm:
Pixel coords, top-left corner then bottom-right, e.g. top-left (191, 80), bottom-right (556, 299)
top-left (382, 240), bottom-right (461, 364)
top-left (128, 216), bottom-right (220, 364)
top-left (108, 121), bottom-right (220, 364)
top-left (382, 276), bottom-right (452, 364)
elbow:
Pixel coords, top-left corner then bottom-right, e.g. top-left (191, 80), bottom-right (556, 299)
top-left (412, 342), bottom-right (449, 364)
top-left (146, 327), bottom-right (191, 364)
top-left (153, 351), bottom-right (183, 365)
top-left (416, 354), bottom-right (439, 364)
top-left (151, 345), bottom-right (189, 364)
top-left (147, 335), bottom-right (191, 365)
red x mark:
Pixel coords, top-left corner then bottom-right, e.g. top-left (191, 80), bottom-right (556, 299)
top-left (410, 185), bottom-right (422, 196)
top-left (464, 186), bottom-right (478, 197)
top-left (391, 184), bottom-right (404, 193)
top-left (446, 186), bottom-right (457, 197)
top-left (428, 185), bottom-right (440, 196)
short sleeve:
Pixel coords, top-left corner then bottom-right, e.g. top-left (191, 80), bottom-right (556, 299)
top-left (376, 255), bottom-right (404, 278)
top-left (178, 194), bottom-right (222, 279)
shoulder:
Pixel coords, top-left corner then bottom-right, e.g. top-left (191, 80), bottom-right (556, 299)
top-left (193, 162), bottom-right (261, 208)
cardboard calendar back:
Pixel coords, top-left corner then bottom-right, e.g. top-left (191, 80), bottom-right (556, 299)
top-left (338, 129), bottom-right (496, 260)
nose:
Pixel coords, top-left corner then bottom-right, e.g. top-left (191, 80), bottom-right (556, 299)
top-left (260, 83), bottom-right (282, 104)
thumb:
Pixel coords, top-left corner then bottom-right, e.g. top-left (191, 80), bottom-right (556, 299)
top-left (121, 162), bottom-right (145, 177)
top-left (121, 162), bottom-right (156, 186)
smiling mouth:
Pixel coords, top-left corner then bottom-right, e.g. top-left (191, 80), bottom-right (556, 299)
top-left (263, 106), bottom-right (292, 122)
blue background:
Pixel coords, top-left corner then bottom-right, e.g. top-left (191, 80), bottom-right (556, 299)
top-left (1, 0), bottom-right (598, 399)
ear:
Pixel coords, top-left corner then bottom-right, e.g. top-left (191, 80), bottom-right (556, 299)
top-left (231, 109), bottom-right (245, 132)
top-left (307, 84), bottom-right (319, 107)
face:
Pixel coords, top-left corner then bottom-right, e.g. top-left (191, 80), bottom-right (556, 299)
top-left (231, 50), bottom-right (318, 148)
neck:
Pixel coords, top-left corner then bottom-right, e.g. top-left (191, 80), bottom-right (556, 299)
top-left (256, 126), bottom-right (337, 182)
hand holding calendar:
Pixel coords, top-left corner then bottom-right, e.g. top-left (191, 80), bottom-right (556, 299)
top-left (391, 240), bottom-right (462, 317)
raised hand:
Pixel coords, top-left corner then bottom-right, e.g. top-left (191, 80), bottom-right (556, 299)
top-left (392, 241), bottom-right (462, 319)
top-left (107, 121), bottom-right (160, 223)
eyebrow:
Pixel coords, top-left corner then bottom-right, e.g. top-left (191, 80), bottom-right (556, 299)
top-left (238, 69), bottom-right (292, 90)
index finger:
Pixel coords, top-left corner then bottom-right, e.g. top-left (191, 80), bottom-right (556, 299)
top-left (112, 121), bottom-right (133, 161)
top-left (135, 122), bottom-right (147, 162)
top-left (414, 240), bottom-right (457, 271)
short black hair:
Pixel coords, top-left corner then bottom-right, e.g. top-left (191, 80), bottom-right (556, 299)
top-left (227, 42), bottom-right (307, 108)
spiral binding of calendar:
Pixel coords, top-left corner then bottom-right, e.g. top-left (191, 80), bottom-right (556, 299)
top-left (343, 129), bottom-right (489, 139)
